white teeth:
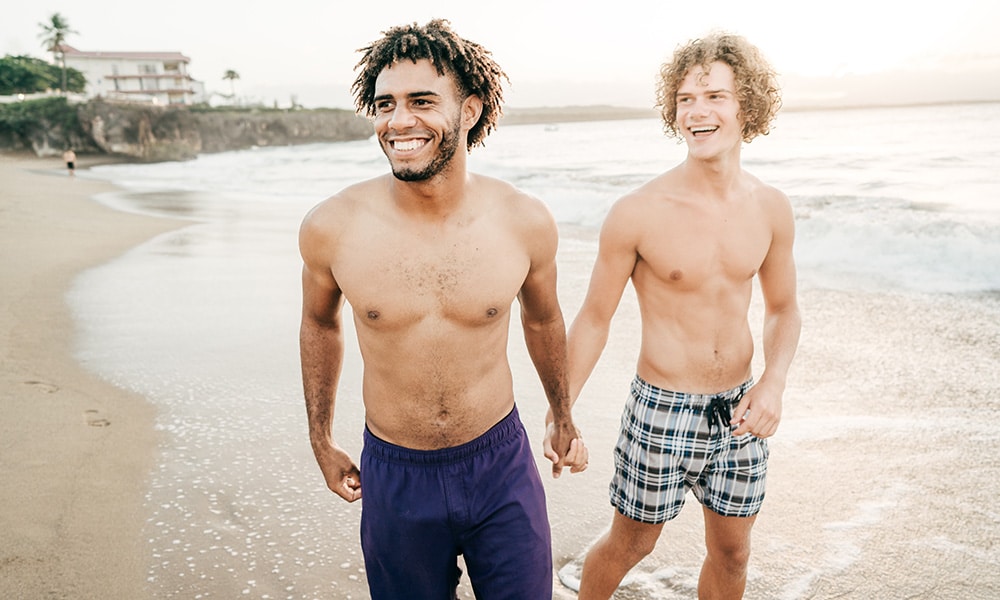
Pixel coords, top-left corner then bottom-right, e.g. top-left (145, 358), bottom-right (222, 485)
top-left (691, 126), bottom-right (718, 134)
top-left (394, 139), bottom-right (423, 151)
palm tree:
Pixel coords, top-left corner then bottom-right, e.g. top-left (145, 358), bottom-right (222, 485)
top-left (223, 70), bottom-right (240, 98)
top-left (38, 13), bottom-right (77, 94)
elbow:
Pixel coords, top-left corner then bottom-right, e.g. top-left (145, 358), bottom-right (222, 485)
top-left (520, 309), bottom-right (565, 334)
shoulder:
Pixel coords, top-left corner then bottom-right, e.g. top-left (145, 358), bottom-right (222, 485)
top-left (475, 174), bottom-right (556, 233)
top-left (602, 171), bottom-right (680, 236)
top-left (746, 173), bottom-right (794, 225)
top-left (299, 176), bottom-right (387, 257)
top-left (470, 174), bottom-right (559, 264)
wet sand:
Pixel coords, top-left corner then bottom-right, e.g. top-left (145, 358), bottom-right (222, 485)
top-left (0, 153), bottom-right (184, 599)
top-left (2, 151), bottom-right (999, 599)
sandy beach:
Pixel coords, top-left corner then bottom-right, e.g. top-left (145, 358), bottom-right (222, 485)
top-left (2, 148), bottom-right (999, 599)
top-left (0, 153), bottom-right (183, 599)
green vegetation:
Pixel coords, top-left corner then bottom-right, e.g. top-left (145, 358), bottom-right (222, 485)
top-left (0, 54), bottom-right (85, 95)
top-left (0, 96), bottom-right (82, 143)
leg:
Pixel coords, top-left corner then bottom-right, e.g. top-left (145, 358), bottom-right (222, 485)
top-left (697, 507), bottom-right (756, 600)
top-left (460, 413), bottom-right (552, 600)
top-left (359, 436), bottom-right (462, 600)
top-left (578, 510), bottom-right (665, 600)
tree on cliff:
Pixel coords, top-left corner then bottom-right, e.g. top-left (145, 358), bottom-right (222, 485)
top-left (37, 13), bottom-right (77, 94)
top-left (223, 69), bottom-right (240, 98)
top-left (0, 55), bottom-right (85, 95)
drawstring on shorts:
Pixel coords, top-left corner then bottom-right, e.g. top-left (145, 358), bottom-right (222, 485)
top-left (708, 395), bottom-right (734, 434)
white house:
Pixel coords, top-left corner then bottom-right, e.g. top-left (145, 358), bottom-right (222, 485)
top-left (59, 45), bottom-right (205, 105)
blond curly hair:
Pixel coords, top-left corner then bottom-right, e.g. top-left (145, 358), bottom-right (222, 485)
top-left (656, 32), bottom-right (781, 143)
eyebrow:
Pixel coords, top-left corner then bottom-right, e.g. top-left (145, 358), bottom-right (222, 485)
top-left (676, 88), bottom-right (733, 98)
top-left (373, 90), bottom-right (441, 103)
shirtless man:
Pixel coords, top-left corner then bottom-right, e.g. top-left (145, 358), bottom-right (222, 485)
top-left (568, 33), bottom-right (801, 599)
top-left (62, 148), bottom-right (76, 176)
top-left (298, 20), bottom-right (585, 600)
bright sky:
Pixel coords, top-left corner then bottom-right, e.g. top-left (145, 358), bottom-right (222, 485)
top-left (5, 0), bottom-right (999, 108)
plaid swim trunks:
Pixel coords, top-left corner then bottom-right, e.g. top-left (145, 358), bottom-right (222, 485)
top-left (609, 375), bottom-right (768, 523)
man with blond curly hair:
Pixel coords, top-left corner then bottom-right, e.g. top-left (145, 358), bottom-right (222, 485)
top-left (566, 32), bottom-right (800, 599)
top-left (299, 19), bottom-right (586, 600)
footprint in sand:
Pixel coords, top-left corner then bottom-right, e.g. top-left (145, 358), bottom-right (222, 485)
top-left (84, 409), bottom-right (111, 427)
top-left (24, 380), bottom-right (60, 393)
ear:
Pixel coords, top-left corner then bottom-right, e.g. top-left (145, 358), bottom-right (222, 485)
top-left (462, 94), bottom-right (484, 131)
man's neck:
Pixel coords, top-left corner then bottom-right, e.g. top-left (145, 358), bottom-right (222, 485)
top-left (390, 171), bottom-right (471, 220)
top-left (681, 151), bottom-right (744, 201)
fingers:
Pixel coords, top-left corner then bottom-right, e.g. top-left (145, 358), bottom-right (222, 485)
top-left (548, 435), bottom-right (590, 478)
top-left (550, 437), bottom-right (571, 479)
top-left (568, 438), bottom-right (590, 474)
top-left (550, 438), bottom-right (572, 478)
top-left (337, 473), bottom-right (362, 502)
top-left (553, 437), bottom-right (589, 477)
top-left (730, 395), bottom-right (751, 428)
top-left (542, 434), bottom-right (558, 464)
top-left (732, 405), bottom-right (778, 438)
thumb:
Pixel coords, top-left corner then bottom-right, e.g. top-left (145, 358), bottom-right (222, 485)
top-left (543, 433), bottom-right (558, 464)
top-left (731, 395), bottom-right (751, 426)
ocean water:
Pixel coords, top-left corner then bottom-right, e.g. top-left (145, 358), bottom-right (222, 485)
top-left (87, 102), bottom-right (1000, 295)
top-left (70, 102), bottom-right (1000, 599)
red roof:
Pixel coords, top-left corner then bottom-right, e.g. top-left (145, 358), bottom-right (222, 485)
top-left (59, 45), bottom-right (190, 63)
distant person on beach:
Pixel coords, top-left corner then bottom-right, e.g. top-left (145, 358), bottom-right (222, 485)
top-left (62, 148), bottom-right (76, 177)
top-left (567, 32), bottom-right (801, 599)
top-left (298, 19), bottom-right (587, 599)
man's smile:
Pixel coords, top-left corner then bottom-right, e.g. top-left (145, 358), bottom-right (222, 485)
top-left (689, 125), bottom-right (719, 137)
top-left (391, 138), bottom-right (428, 152)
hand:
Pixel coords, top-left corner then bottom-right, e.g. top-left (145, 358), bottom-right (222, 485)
top-left (313, 441), bottom-right (362, 502)
top-left (543, 412), bottom-right (588, 478)
top-left (731, 381), bottom-right (782, 438)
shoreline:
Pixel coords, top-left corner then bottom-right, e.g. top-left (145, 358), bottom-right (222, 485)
top-left (0, 152), bottom-right (185, 598)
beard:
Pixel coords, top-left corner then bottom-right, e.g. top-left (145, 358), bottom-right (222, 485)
top-left (389, 117), bottom-right (463, 182)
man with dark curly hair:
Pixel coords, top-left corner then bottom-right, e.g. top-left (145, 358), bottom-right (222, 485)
top-left (566, 32), bottom-right (801, 599)
top-left (298, 19), bottom-right (587, 599)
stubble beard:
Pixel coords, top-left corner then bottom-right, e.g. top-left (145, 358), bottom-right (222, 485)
top-left (390, 118), bottom-right (463, 182)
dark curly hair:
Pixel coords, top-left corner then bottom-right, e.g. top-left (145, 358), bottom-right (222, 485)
top-left (351, 19), bottom-right (509, 149)
top-left (655, 31), bottom-right (781, 143)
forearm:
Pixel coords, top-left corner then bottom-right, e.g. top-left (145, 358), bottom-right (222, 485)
top-left (300, 318), bottom-right (345, 452)
top-left (522, 313), bottom-right (572, 423)
top-left (760, 306), bottom-right (801, 387)
top-left (566, 312), bottom-right (611, 405)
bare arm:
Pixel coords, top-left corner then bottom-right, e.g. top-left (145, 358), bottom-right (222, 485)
top-left (516, 203), bottom-right (586, 478)
top-left (567, 200), bottom-right (639, 404)
top-left (299, 212), bottom-right (361, 502)
top-left (732, 191), bottom-right (802, 437)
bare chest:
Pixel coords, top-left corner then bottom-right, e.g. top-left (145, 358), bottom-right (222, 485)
top-left (636, 210), bottom-right (772, 289)
top-left (334, 226), bottom-right (529, 328)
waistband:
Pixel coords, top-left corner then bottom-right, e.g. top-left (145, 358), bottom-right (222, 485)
top-left (363, 405), bottom-right (522, 466)
top-left (631, 374), bottom-right (754, 408)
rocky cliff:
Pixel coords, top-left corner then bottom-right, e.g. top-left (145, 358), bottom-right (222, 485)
top-left (0, 98), bottom-right (374, 161)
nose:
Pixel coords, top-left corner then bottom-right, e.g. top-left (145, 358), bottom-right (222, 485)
top-left (386, 104), bottom-right (417, 130)
top-left (688, 97), bottom-right (710, 118)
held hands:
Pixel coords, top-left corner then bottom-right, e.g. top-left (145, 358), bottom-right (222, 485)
top-left (543, 410), bottom-right (588, 478)
top-left (314, 441), bottom-right (362, 502)
top-left (731, 380), bottom-right (783, 438)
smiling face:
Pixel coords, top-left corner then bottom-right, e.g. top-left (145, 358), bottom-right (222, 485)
top-left (372, 59), bottom-right (471, 182)
top-left (675, 61), bottom-right (744, 159)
